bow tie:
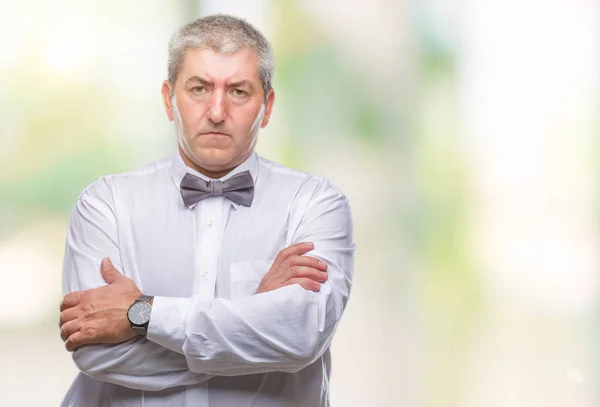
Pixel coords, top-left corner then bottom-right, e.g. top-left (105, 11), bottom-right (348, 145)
top-left (180, 170), bottom-right (255, 208)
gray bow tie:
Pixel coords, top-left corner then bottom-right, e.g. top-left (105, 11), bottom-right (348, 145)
top-left (180, 170), bottom-right (254, 208)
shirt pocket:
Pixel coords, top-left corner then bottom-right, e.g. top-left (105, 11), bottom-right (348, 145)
top-left (229, 260), bottom-right (274, 299)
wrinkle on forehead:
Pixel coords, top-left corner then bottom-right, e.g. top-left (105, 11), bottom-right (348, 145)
top-left (180, 48), bottom-right (260, 88)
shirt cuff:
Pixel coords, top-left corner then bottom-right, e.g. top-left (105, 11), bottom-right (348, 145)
top-left (147, 296), bottom-right (189, 354)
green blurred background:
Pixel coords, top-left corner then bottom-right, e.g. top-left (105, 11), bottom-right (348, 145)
top-left (0, 0), bottom-right (598, 406)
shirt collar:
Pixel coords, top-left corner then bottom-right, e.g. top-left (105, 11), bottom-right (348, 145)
top-left (170, 150), bottom-right (259, 209)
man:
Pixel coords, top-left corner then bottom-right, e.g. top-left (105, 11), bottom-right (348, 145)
top-left (59, 14), bottom-right (354, 407)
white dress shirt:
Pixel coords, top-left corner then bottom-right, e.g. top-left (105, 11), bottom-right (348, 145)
top-left (61, 150), bottom-right (355, 407)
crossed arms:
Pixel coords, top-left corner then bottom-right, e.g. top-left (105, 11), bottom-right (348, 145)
top-left (59, 178), bottom-right (354, 391)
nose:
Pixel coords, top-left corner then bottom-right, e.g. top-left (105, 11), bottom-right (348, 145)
top-left (206, 91), bottom-right (226, 124)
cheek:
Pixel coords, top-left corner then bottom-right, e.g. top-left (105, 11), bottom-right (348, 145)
top-left (179, 103), bottom-right (206, 130)
top-left (234, 105), bottom-right (264, 131)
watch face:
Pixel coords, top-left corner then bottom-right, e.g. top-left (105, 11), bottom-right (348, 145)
top-left (128, 301), bottom-right (151, 325)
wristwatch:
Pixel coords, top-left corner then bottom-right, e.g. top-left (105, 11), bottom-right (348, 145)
top-left (127, 294), bottom-right (154, 336)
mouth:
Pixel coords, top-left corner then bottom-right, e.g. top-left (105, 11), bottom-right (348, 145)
top-left (201, 131), bottom-right (229, 137)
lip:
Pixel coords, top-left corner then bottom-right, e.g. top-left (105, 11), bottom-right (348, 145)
top-left (202, 132), bottom-right (229, 137)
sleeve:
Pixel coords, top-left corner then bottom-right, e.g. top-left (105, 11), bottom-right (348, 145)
top-left (146, 178), bottom-right (355, 376)
top-left (61, 177), bottom-right (213, 391)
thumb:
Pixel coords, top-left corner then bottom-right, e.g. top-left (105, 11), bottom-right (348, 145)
top-left (101, 257), bottom-right (121, 284)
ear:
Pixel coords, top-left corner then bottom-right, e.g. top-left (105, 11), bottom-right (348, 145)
top-left (161, 80), bottom-right (174, 121)
top-left (260, 88), bottom-right (275, 128)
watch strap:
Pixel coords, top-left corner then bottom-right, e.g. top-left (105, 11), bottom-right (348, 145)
top-left (137, 294), bottom-right (153, 303)
top-left (132, 325), bottom-right (148, 336)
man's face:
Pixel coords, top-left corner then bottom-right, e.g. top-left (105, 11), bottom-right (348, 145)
top-left (162, 48), bottom-right (274, 176)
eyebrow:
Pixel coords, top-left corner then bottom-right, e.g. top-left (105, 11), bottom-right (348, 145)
top-left (184, 76), bottom-right (255, 91)
top-left (228, 80), bottom-right (255, 91)
top-left (184, 76), bottom-right (211, 87)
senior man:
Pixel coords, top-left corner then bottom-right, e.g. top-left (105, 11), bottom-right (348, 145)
top-left (59, 14), bottom-right (354, 407)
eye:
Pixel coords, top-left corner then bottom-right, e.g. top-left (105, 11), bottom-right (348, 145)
top-left (231, 89), bottom-right (247, 97)
top-left (191, 86), bottom-right (207, 94)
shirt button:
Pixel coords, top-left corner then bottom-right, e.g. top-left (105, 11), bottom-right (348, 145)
top-left (202, 272), bottom-right (209, 280)
top-left (208, 220), bottom-right (214, 227)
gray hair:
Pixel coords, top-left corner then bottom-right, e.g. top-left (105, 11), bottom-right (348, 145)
top-left (168, 14), bottom-right (274, 100)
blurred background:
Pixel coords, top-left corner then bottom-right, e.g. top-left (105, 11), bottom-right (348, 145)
top-left (0, 0), bottom-right (598, 406)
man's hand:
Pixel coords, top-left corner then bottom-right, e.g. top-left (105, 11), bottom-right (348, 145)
top-left (59, 258), bottom-right (141, 352)
top-left (256, 242), bottom-right (328, 294)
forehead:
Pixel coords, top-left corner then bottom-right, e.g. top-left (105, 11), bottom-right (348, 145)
top-left (179, 47), bottom-right (260, 85)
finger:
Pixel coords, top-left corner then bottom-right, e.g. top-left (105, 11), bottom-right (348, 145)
top-left (59, 307), bottom-right (80, 328)
top-left (60, 292), bottom-right (83, 312)
top-left (287, 266), bottom-right (328, 282)
top-left (275, 242), bottom-right (314, 264)
top-left (286, 255), bottom-right (328, 271)
top-left (282, 278), bottom-right (321, 292)
top-left (66, 326), bottom-right (98, 352)
top-left (101, 257), bottom-right (121, 284)
top-left (61, 320), bottom-right (80, 342)
top-left (65, 331), bottom-right (85, 352)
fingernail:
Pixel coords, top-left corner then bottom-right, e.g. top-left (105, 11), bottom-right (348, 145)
top-left (105, 258), bottom-right (113, 266)
top-left (319, 260), bottom-right (327, 268)
top-left (305, 242), bottom-right (314, 249)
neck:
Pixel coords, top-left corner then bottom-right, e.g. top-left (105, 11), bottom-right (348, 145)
top-left (179, 146), bottom-right (249, 179)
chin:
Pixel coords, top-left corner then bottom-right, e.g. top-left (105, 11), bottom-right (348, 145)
top-left (193, 148), bottom-right (236, 167)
